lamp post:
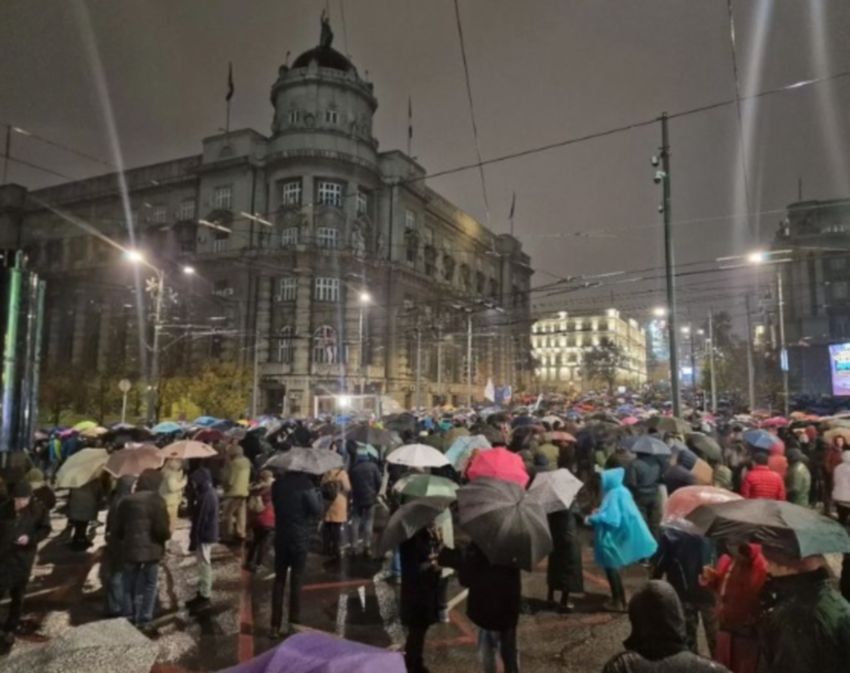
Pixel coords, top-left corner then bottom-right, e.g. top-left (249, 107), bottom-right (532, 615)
top-left (358, 291), bottom-right (371, 396)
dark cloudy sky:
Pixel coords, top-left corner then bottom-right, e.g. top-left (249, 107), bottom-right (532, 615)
top-left (3, 0), bottom-right (850, 324)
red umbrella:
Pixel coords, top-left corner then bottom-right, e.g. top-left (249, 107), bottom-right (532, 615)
top-left (544, 431), bottom-right (577, 444)
top-left (467, 447), bottom-right (529, 488)
top-left (193, 429), bottom-right (224, 444)
top-left (663, 485), bottom-right (742, 529)
top-left (761, 416), bottom-right (789, 429)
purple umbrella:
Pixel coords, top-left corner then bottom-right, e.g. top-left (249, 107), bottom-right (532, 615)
top-left (219, 633), bottom-right (406, 673)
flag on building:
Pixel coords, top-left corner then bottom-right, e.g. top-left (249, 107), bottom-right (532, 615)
top-left (226, 62), bottom-right (234, 102)
top-left (532, 393), bottom-right (543, 412)
top-left (484, 378), bottom-right (495, 402)
top-left (407, 96), bottom-right (413, 141)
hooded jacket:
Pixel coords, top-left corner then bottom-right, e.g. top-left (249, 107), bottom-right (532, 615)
top-left (113, 469), bottom-right (170, 563)
top-left (759, 568), bottom-right (850, 673)
top-left (105, 475), bottom-right (137, 560)
top-left (224, 445), bottom-right (252, 498)
top-left (0, 496), bottom-right (51, 590)
top-left (602, 581), bottom-right (730, 673)
top-left (189, 467), bottom-right (220, 549)
top-left (588, 468), bottom-right (658, 569)
top-left (785, 450), bottom-right (811, 507)
top-left (349, 457), bottom-right (382, 508)
top-left (703, 543), bottom-right (767, 630)
top-left (159, 459), bottom-right (187, 509)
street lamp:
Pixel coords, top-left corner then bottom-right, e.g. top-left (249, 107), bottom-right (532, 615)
top-left (125, 249), bottom-right (165, 425)
top-left (182, 265), bottom-right (196, 275)
top-left (358, 291), bottom-right (372, 395)
top-left (652, 306), bottom-right (668, 318)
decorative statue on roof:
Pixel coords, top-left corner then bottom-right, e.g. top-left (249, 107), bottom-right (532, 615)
top-left (320, 9), bottom-right (334, 48)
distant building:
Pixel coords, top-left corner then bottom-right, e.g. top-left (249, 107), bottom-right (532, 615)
top-left (531, 309), bottom-right (647, 391)
top-left (772, 197), bottom-right (850, 394)
top-left (0, 18), bottom-right (533, 416)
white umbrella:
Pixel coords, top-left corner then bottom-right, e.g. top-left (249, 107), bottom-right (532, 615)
top-left (387, 443), bottom-right (450, 468)
top-left (527, 468), bottom-right (584, 514)
top-left (542, 415), bottom-right (562, 426)
top-left (161, 439), bottom-right (217, 459)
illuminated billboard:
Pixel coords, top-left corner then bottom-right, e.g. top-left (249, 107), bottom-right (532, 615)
top-left (829, 342), bottom-right (850, 396)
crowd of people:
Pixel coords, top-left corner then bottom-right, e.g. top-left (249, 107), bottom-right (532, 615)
top-left (0, 402), bottom-right (849, 672)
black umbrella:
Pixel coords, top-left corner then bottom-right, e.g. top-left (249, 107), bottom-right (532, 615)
top-left (631, 436), bottom-right (672, 457)
top-left (384, 413), bottom-right (417, 435)
top-left (687, 499), bottom-right (850, 558)
top-left (458, 477), bottom-right (552, 570)
top-left (264, 447), bottom-right (343, 475)
top-left (377, 496), bottom-right (454, 554)
top-left (686, 432), bottom-right (722, 462)
top-left (345, 424), bottom-right (399, 447)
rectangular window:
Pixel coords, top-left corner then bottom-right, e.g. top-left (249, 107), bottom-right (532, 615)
top-left (833, 281), bottom-right (849, 301)
top-left (278, 277), bottom-right (296, 302)
top-left (282, 180), bottom-right (302, 207)
top-left (288, 110), bottom-right (300, 124)
top-left (356, 190), bottom-right (368, 216)
top-left (281, 227), bottom-right (299, 247)
top-left (325, 109), bottom-right (338, 124)
top-left (212, 236), bottom-right (228, 253)
top-left (152, 205), bottom-right (168, 223)
top-left (316, 180), bottom-right (343, 208)
top-left (316, 227), bottom-right (338, 249)
top-left (405, 208), bottom-right (417, 231)
top-left (179, 199), bottom-right (196, 221)
top-left (213, 185), bottom-right (232, 210)
top-left (314, 277), bottom-right (340, 302)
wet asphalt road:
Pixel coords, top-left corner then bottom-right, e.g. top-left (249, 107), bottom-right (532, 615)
top-left (5, 504), bottom-right (651, 673)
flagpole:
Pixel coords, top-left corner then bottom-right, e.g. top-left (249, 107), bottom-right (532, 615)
top-left (509, 191), bottom-right (516, 237)
top-left (407, 96), bottom-right (412, 157)
top-left (225, 61), bottom-right (234, 140)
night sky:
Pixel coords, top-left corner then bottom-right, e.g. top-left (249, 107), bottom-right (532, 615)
top-left (3, 0), bottom-right (850, 325)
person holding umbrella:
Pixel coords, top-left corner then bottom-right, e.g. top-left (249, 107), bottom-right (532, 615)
top-left (399, 522), bottom-right (444, 673)
top-left (587, 467), bottom-right (658, 612)
top-left (270, 467), bottom-right (323, 637)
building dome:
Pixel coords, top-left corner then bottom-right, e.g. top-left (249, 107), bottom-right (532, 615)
top-left (291, 45), bottom-right (355, 73)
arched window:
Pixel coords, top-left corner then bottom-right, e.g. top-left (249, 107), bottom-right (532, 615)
top-left (313, 325), bottom-right (337, 364)
top-left (277, 326), bottom-right (294, 364)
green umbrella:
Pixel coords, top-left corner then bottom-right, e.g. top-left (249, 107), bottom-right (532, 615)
top-left (55, 448), bottom-right (108, 488)
top-left (393, 474), bottom-right (459, 499)
top-left (686, 432), bottom-right (722, 462)
top-left (377, 496), bottom-right (454, 554)
top-left (687, 499), bottom-right (850, 558)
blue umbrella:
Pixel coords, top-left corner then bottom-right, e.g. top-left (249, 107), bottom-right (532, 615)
top-left (211, 419), bottom-right (237, 430)
top-left (151, 421), bottom-right (183, 435)
top-left (192, 416), bottom-right (220, 427)
top-left (446, 434), bottom-right (492, 469)
top-left (743, 429), bottom-right (777, 452)
top-left (632, 435), bottom-right (672, 456)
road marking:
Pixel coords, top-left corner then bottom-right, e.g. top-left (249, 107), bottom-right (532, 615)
top-left (335, 592), bottom-right (348, 638)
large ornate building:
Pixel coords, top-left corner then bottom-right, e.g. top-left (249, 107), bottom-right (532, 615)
top-left (532, 309), bottom-right (647, 392)
top-left (0, 19), bottom-right (533, 416)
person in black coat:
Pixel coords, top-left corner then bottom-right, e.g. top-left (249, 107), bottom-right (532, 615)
top-left (186, 467), bottom-right (219, 613)
top-left (400, 524), bottom-right (443, 673)
top-left (546, 503), bottom-right (584, 612)
top-left (602, 580), bottom-right (730, 673)
top-left (349, 455), bottom-right (383, 557)
top-left (0, 481), bottom-right (51, 652)
top-left (113, 469), bottom-right (170, 631)
top-left (441, 542), bottom-right (522, 673)
top-left (270, 470), bottom-right (322, 637)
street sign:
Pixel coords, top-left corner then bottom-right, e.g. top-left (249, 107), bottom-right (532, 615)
top-left (118, 379), bottom-right (132, 393)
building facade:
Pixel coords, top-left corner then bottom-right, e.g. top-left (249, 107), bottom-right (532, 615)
top-left (531, 309), bottom-right (647, 392)
top-left (0, 19), bottom-right (533, 416)
top-left (770, 197), bottom-right (850, 394)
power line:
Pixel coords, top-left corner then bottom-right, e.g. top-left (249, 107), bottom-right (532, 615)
top-left (452, 0), bottom-right (491, 226)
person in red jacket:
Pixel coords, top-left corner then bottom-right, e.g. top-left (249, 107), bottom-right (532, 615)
top-left (701, 542), bottom-right (768, 673)
top-left (741, 452), bottom-right (786, 500)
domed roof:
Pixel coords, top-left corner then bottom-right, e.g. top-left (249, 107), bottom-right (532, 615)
top-left (291, 45), bottom-right (355, 73)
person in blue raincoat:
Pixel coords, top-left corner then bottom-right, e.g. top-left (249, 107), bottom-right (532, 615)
top-left (588, 467), bottom-right (658, 612)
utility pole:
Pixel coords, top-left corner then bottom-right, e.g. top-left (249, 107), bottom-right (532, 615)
top-left (436, 323), bottom-right (443, 404)
top-left (146, 270), bottom-right (165, 425)
top-left (658, 113), bottom-right (681, 416)
top-left (745, 293), bottom-right (756, 412)
top-left (467, 311), bottom-right (473, 408)
top-left (708, 309), bottom-right (717, 414)
top-left (777, 269), bottom-right (789, 416)
top-left (415, 322), bottom-right (422, 410)
top-left (251, 314), bottom-right (260, 418)
top-left (689, 326), bottom-right (697, 395)
top-left (0, 252), bottom-right (23, 457)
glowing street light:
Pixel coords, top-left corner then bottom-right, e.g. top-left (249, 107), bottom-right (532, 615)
top-left (125, 249), bottom-right (145, 264)
top-left (359, 291), bottom-right (372, 305)
top-left (652, 306), bottom-right (668, 318)
top-left (747, 250), bottom-right (768, 265)
top-left (182, 265), bottom-right (196, 275)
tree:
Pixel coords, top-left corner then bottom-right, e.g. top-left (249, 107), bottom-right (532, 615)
top-left (583, 338), bottom-right (626, 393)
top-left (159, 359), bottom-right (250, 420)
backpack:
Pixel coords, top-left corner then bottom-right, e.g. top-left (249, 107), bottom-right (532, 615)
top-left (321, 475), bottom-right (341, 501)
